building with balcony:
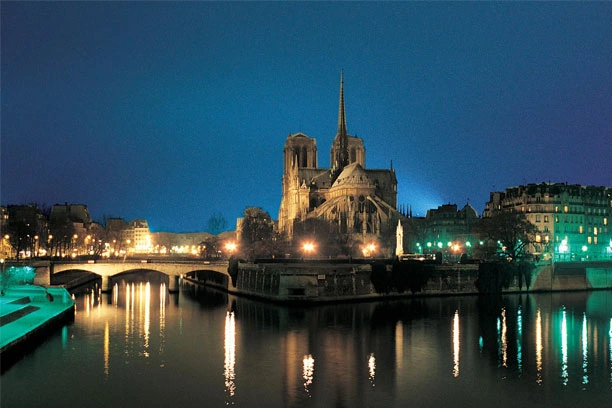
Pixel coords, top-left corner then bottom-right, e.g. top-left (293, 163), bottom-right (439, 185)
top-left (484, 182), bottom-right (612, 260)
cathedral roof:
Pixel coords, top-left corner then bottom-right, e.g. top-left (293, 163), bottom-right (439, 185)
top-left (331, 162), bottom-right (372, 188)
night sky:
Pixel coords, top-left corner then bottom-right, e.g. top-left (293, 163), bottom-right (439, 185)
top-left (2, 2), bottom-right (611, 233)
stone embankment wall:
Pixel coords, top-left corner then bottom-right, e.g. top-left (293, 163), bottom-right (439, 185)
top-left (235, 263), bottom-right (374, 302)
top-left (234, 262), bottom-right (486, 302)
top-left (189, 260), bottom-right (612, 303)
top-left (529, 261), bottom-right (612, 291)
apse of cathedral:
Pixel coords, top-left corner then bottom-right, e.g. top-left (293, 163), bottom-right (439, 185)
top-left (278, 73), bottom-right (400, 240)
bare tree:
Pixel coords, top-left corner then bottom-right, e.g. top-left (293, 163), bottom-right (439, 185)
top-left (475, 210), bottom-right (539, 262)
top-left (207, 212), bottom-right (228, 235)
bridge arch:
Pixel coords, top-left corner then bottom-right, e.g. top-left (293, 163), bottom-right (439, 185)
top-left (44, 260), bottom-right (230, 293)
top-left (108, 269), bottom-right (171, 290)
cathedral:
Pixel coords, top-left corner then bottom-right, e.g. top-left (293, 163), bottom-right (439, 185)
top-left (278, 73), bottom-right (400, 243)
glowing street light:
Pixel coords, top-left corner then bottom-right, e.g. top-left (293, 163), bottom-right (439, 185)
top-left (225, 242), bottom-right (237, 257)
top-left (302, 242), bottom-right (316, 257)
top-left (362, 243), bottom-right (377, 258)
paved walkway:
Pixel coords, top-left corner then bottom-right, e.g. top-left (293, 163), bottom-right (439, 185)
top-left (0, 285), bottom-right (74, 352)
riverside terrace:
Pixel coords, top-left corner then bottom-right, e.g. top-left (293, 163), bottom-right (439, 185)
top-left (0, 285), bottom-right (74, 371)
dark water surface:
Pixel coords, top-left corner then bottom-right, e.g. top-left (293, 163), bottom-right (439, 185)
top-left (2, 280), bottom-right (611, 407)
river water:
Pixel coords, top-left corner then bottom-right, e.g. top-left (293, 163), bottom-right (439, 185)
top-left (1, 279), bottom-right (611, 407)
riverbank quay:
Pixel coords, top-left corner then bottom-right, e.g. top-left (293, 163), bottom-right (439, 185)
top-left (183, 259), bottom-right (612, 305)
top-left (0, 285), bottom-right (75, 372)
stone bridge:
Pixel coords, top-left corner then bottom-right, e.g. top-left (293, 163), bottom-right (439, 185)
top-left (25, 259), bottom-right (229, 292)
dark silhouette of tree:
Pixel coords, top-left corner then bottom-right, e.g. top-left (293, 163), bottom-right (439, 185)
top-left (240, 207), bottom-right (274, 259)
top-left (200, 235), bottom-right (220, 260)
top-left (6, 205), bottom-right (41, 259)
top-left (48, 211), bottom-right (75, 257)
top-left (475, 210), bottom-right (538, 262)
top-left (207, 212), bottom-right (228, 235)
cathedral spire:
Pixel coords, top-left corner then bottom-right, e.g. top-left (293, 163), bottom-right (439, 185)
top-left (331, 71), bottom-right (349, 181)
top-left (337, 70), bottom-right (348, 137)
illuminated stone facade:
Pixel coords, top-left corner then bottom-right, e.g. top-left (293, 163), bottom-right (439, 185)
top-left (278, 74), bottom-right (399, 240)
top-left (484, 183), bottom-right (612, 260)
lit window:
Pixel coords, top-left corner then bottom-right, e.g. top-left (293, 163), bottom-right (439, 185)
top-left (579, 226), bottom-right (583, 234)
top-left (604, 218), bottom-right (608, 226)
top-left (564, 205), bottom-right (569, 213)
top-left (555, 216), bottom-right (559, 223)
top-left (544, 216), bottom-right (549, 222)
top-left (536, 215), bottom-right (541, 222)
top-left (594, 237), bottom-right (598, 245)
top-left (588, 236), bottom-right (592, 244)
top-left (594, 227), bottom-right (598, 235)
top-left (555, 206), bottom-right (559, 213)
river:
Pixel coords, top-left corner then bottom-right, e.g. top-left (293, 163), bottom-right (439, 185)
top-left (1, 278), bottom-right (611, 407)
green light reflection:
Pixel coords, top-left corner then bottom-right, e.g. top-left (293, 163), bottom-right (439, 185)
top-left (561, 308), bottom-right (568, 386)
top-left (582, 313), bottom-right (588, 385)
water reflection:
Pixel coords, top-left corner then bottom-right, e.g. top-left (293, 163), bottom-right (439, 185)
top-left (517, 306), bottom-right (523, 373)
top-left (582, 313), bottom-right (588, 385)
top-left (303, 354), bottom-right (314, 395)
top-left (498, 307), bottom-right (508, 368)
top-left (535, 308), bottom-right (543, 385)
top-left (367, 353), bottom-right (375, 386)
top-left (6, 283), bottom-right (610, 408)
top-left (452, 310), bottom-right (460, 377)
top-left (561, 307), bottom-right (568, 385)
top-left (104, 321), bottom-right (110, 376)
top-left (70, 278), bottom-right (170, 375)
top-left (224, 310), bottom-right (236, 404)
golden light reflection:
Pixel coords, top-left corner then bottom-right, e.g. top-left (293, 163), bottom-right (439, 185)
top-left (535, 309), bottom-right (543, 385)
top-left (303, 354), bottom-right (314, 395)
top-left (83, 288), bottom-right (96, 316)
top-left (452, 310), bottom-right (460, 377)
top-left (395, 321), bottom-right (403, 370)
top-left (159, 282), bottom-right (166, 358)
top-left (368, 353), bottom-right (376, 386)
top-left (125, 283), bottom-right (131, 356)
top-left (143, 282), bottom-right (150, 358)
top-left (104, 321), bottom-right (110, 376)
top-left (582, 313), bottom-right (588, 385)
top-left (224, 311), bottom-right (236, 402)
top-left (561, 308), bottom-right (568, 386)
top-left (112, 283), bottom-right (118, 306)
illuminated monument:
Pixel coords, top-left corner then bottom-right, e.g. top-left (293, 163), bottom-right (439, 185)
top-left (278, 73), bottom-right (400, 241)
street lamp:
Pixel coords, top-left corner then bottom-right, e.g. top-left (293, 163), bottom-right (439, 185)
top-left (225, 241), bottom-right (237, 257)
top-left (362, 243), bottom-right (376, 258)
top-left (302, 241), bottom-right (315, 258)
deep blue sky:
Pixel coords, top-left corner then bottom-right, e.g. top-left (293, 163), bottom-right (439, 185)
top-left (2, 2), bottom-right (611, 232)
